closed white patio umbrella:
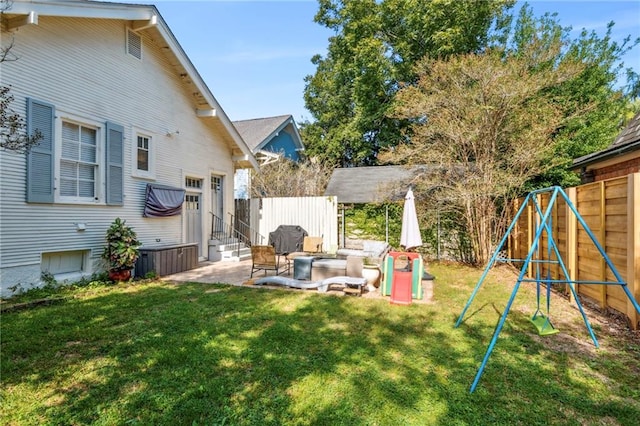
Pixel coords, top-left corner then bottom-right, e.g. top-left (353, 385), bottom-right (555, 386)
top-left (400, 188), bottom-right (422, 250)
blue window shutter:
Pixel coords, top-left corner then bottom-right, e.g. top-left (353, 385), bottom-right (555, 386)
top-left (106, 122), bottom-right (124, 205)
top-left (26, 98), bottom-right (55, 203)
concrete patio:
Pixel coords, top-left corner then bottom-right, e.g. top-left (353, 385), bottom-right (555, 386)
top-left (163, 259), bottom-right (434, 302)
top-left (163, 259), bottom-right (254, 286)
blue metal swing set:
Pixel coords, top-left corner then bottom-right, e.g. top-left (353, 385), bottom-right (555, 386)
top-left (455, 186), bottom-right (640, 393)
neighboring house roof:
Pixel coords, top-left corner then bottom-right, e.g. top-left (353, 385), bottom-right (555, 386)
top-left (4, 0), bottom-right (258, 169)
top-left (572, 112), bottom-right (640, 170)
top-left (324, 165), bottom-right (429, 204)
top-left (233, 115), bottom-right (304, 164)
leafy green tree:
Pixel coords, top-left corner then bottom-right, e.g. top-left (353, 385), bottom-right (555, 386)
top-left (301, 0), bottom-right (514, 166)
top-left (501, 7), bottom-right (638, 188)
top-left (381, 4), bottom-right (638, 265)
top-left (382, 42), bottom-right (585, 264)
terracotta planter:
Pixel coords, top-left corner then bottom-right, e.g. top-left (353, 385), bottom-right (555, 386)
top-left (108, 269), bottom-right (132, 282)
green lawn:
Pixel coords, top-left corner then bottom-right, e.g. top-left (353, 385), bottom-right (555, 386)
top-left (1, 263), bottom-right (639, 425)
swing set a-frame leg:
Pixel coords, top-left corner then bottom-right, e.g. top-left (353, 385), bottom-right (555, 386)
top-left (533, 190), bottom-right (600, 347)
top-left (470, 277), bottom-right (525, 392)
top-left (454, 193), bottom-right (532, 329)
top-left (459, 188), bottom-right (558, 392)
top-left (457, 186), bottom-right (640, 393)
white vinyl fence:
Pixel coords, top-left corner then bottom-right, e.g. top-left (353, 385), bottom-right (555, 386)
top-left (250, 196), bottom-right (338, 251)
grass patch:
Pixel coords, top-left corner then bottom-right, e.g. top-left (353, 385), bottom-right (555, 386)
top-left (1, 264), bottom-right (639, 425)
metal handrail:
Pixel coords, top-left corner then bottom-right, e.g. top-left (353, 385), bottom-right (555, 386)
top-left (210, 213), bottom-right (264, 257)
top-left (235, 216), bottom-right (265, 246)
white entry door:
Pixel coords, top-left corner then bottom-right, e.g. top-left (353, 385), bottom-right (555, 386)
top-left (211, 175), bottom-right (224, 221)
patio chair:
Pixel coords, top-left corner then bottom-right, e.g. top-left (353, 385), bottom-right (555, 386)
top-left (302, 236), bottom-right (323, 253)
top-left (250, 245), bottom-right (285, 278)
top-left (286, 236), bottom-right (324, 261)
top-left (285, 236), bottom-right (325, 275)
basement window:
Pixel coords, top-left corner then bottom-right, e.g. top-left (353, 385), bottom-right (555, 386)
top-left (41, 250), bottom-right (91, 283)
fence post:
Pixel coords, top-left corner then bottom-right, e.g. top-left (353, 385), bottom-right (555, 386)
top-left (509, 198), bottom-right (518, 261)
top-left (628, 173), bottom-right (640, 330)
top-left (566, 187), bottom-right (577, 302)
top-left (599, 181), bottom-right (607, 309)
top-left (552, 193), bottom-right (559, 281)
top-left (527, 199), bottom-right (533, 278)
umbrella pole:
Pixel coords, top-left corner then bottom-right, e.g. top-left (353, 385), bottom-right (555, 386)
top-left (386, 204), bottom-right (389, 243)
top-left (437, 208), bottom-right (441, 261)
top-left (341, 206), bottom-right (345, 248)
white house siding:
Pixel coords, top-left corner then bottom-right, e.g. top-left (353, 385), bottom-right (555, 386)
top-left (0, 16), bottom-right (236, 296)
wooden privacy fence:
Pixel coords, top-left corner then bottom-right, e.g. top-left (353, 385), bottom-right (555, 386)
top-left (508, 173), bottom-right (640, 329)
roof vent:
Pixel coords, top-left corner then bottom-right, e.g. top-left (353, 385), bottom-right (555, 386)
top-left (127, 29), bottom-right (142, 59)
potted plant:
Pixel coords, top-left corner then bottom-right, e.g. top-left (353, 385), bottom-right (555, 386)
top-left (102, 218), bottom-right (141, 281)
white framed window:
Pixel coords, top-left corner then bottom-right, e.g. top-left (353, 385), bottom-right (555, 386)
top-left (26, 99), bottom-right (124, 206)
top-left (211, 175), bottom-right (222, 192)
top-left (55, 114), bottom-right (104, 204)
top-left (132, 130), bottom-right (155, 179)
top-left (185, 177), bottom-right (203, 190)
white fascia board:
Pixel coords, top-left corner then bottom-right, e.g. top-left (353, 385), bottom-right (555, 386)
top-left (151, 12), bottom-right (258, 170)
top-left (256, 116), bottom-right (305, 152)
top-left (8, 1), bottom-right (155, 21)
top-left (256, 128), bottom-right (283, 151)
top-left (288, 117), bottom-right (305, 151)
top-left (281, 117), bottom-right (305, 151)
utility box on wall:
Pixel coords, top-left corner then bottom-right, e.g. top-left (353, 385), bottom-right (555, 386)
top-left (135, 243), bottom-right (198, 277)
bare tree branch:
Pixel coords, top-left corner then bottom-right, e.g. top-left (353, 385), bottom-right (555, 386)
top-left (1, 0), bottom-right (43, 152)
top-left (251, 157), bottom-right (333, 198)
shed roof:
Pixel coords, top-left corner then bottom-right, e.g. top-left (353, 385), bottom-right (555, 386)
top-left (324, 165), bottom-right (428, 204)
top-left (572, 112), bottom-right (640, 169)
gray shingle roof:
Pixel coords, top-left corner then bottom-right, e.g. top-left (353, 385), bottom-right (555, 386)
top-left (572, 112), bottom-right (640, 169)
top-left (324, 165), bottom-right (429, 204)
top-left (233, 115), bottom-right (297, 152)
top-left (611, 112), bottom-right (640, 148)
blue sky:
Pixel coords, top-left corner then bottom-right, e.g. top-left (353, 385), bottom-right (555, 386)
top-left (137, 1), bottom-right (639, 123)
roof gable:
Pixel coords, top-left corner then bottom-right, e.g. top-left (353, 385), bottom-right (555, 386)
top-left (610, 112), bottom-right (640, 149)
top-left (233, 115), bottom-right (304, 152)
top-left (5, 0), bottom-right (258, 169)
